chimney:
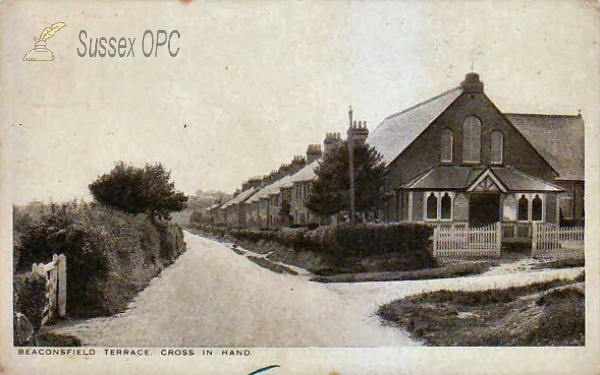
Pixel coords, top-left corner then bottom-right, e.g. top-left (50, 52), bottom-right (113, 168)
top-left (306, 144), bottom-right (323, 164)
top-left (461, 72), bottom-right (484, 94)
top-left (291, 155), bottom-right (306, 174)
top-left (347, 121), bottom-right (369, 146)
top-left (324, 132), bottom-right (342, 155)
top-left (247, 177), bottom-right (262, 189)
top-left (242, 181), bottom-right (250, 191)
top-left (277, 163), bottom-right (292, 179)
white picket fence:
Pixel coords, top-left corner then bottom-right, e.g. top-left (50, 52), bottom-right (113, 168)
top-left (433, 222), bottom-right (501, 258)
top-left (31, 254), bottom-right (67, 326)
top-left (532, 223), bottom-right (584, 260)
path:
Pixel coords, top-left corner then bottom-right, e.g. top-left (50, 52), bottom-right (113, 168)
top-left (48, 232), bottom-right (583, 347)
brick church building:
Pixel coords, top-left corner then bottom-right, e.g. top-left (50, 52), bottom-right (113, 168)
top-left (214, 72), bottom-right (584, 241)
top-left (369, 72), bottom-right (584, 240)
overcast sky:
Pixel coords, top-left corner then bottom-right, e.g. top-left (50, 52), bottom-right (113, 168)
top-left (2, 0), bottom-right (599, 205)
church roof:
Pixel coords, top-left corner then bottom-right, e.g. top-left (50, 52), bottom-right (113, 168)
top-left (368, 86), bottom-right (462, 165)
top-left (505, 113), bottom-right (584, 181)
top-left (403, 165), bottom-right (562, 192)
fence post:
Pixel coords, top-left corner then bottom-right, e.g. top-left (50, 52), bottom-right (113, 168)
top-left (495, 222), bottom-right (502, 257)
top-left (57, 254), bottom-right (67, 317)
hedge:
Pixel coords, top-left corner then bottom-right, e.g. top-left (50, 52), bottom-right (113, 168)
top-left (15, 202), bottom-right (187, 318)
top-left (205, 223), bottom-right (435, 271)
top-left (14, 272), bottom-right (47, 330)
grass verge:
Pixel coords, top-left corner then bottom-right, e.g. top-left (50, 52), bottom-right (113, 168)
top-left (311, 262), bottom-right (495, 283)
top-left (246, 255), bottom-right (299, 275)
top-left (377, 274), bottom-right (584, 346)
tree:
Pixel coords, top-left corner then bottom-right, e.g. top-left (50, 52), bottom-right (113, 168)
top-left (89, 162), bottom-right (188, 221)
top-left (306, 140), bottom-right (386, 218)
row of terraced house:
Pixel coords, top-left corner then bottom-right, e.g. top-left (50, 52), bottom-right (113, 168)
top-left (208, 73), bottom-right (585, 242)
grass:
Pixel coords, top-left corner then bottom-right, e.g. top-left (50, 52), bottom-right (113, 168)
top-left (246, 255), bottom-right (299, 275)
top-left (532, 257), bottom-right (585, 270)
top-left (311, 262), bottom-right (495, 283)
top-left (377, 274), bottom-right (585, 346)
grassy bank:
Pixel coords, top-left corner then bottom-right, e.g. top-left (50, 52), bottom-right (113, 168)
top-left (377, 274), bottom-right (585, 346)
top-left (14, 202), bottom-right (186, 320)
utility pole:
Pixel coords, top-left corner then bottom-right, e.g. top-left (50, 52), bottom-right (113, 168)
top-left (347, 105), bottom-right (356, 224)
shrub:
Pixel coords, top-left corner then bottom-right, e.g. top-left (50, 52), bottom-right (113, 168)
top-left (14, 272), bottom-right (47, 330)
top-left (15, 202), bottom-right (187, 317)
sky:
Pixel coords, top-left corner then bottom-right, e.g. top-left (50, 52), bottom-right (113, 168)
top-left (2, 0), bottom-right (599, 205)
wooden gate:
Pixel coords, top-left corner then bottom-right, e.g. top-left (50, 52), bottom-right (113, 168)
top-left (31, 254), bottom-right (67, 326)
top-left (433, 222), bottom-right (501, 258)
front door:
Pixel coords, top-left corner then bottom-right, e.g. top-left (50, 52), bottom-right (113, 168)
top-left (469, 193), bottom-right (500, 227)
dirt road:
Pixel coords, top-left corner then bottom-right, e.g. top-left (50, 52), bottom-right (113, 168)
top-left (49, 232), bottom-right (582, 347)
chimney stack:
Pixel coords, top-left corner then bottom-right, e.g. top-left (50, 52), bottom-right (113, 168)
top-left (324, 132), bottom-right (342, 155)
top-left (306, 144), bottom-right (323, 164)
top-left (290, 155), bottom-right (306, 174)
top-left (347, 120), bottom-right (369, 145)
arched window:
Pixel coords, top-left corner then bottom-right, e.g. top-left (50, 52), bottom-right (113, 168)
top-left (441, 193), bottom-right (452, 219)
top-left (532, 195), bottom-right (543, 221)
top-left (426, 193), bottom-right (438, 220)
top-left (518, 194), bottom-right (528, 221)
top-left (491, 131), bottom-right (503, 164)
top-left (441, 129), bottom-right (453, 162)
top-left (463, 116), bottom-right (482, 163)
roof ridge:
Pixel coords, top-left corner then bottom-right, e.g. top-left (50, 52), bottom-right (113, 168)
top-left (504, 112), bottom-right (581, 118)
top-left (379, 86), bottom-right (462, 124)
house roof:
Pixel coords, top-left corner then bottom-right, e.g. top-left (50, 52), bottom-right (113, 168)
top-left (505, 114), bottom-right (584, 180)
top-left (220, 187), bottom-right (258, 208)
top-left (368, 87), bottom-right (462, 165)
top-left (403, 165), bottom-right (563, 192)
top-left (280, 160), bottom-right (319, 188)
top-left (246, 159), bottom-right (321, 203)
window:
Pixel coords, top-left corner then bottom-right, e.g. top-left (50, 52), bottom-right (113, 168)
top-left (441, 129), bottom-right (453, 162)
top-left (532, 194), bottom-right (543, 221)
top-left (518, 194), bottom-right (528, 221)
top-left (441, 193), bottom-right (452, 219)
top-left (559, 195), bottom-right (574, 220)
top-left (426, 193), bottom-right (438, 219)
top-left (425, 192), bottom-right (453, 221)
top-left (462, 116), bottom-right (482, 163)
top-left (502, 195), bottom-right (517, 221)
top-left (491, 131), bottom-right (503, 164)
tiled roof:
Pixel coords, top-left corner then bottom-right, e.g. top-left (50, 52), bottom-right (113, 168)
top-left (402, 166), bottom-right (484, 190)
top-left (368, 87), bottom-right (462, 165)
top-left (491, 167), bottom-right (562, 192)
top-left (403, 165), bottom-right (562, 192)
top-left (281, 160), bottom-right (319, 187)
top-left (247, 175), bottom-right (293, 203)
top-left (505, 114), bottom-right (584, 180)
top-left (221, 187), bottom-right (258, 208)
top-left (246, 159), bottom-right (321, 203)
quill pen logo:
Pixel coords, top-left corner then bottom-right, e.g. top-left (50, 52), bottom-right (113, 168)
top-left (23, 22), bottom-right (66, 61)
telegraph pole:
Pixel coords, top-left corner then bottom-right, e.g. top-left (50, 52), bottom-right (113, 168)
top-left (347, 105), bottom-right (356, 224)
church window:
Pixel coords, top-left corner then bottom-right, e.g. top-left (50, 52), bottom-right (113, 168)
top-left (441, 129), bottom-right (453, 162)
top-left (426, 193), bottom-right (438, 220)
top-left (532, 194), bottom-right (543, 221)
top-left (441, 193), bottom-right (452, 219)
top-left (518, 194), bottom-right (528, 221)
top-left (491, 131), bottom-right (503, 164)
top-left (463, 116), bottom-right (482, 163)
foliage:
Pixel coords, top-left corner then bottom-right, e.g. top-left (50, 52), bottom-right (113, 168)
top-left (201, 223), bottom-right (434, 273)
top-left (306, 141), bottom-right (386, 217)
top-left (89, 162), bottom-right (188, 221)
top-left (189, 210), bottom-right (203, 225)
top-left (377, 278), bottom-right (584, 346)
top-left (15, 202), bottom-right (187, 317)
top-left (14, 272), bottom-right (48, 330)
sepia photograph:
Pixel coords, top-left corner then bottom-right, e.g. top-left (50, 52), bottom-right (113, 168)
top-left (1, 0), bottom-right (599, 374)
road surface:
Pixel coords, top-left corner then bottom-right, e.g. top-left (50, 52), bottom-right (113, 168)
top-left (48, 232), bottom-right (582, 347)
